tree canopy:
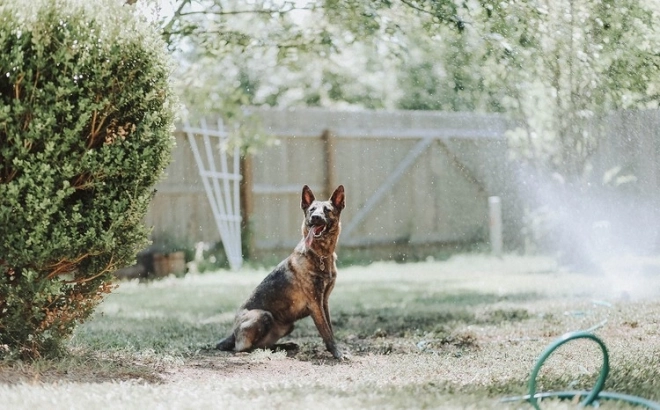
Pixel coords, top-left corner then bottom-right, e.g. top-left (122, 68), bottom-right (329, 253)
top-left (140, 0), bottom-right (660, 176)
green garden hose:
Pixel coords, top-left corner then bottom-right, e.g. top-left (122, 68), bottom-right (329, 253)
top-left (502, 325), bottom-right (660, 409)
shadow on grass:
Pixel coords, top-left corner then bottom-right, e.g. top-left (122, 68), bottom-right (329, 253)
top-left (70, 289), bottom-right (541, 362)
top-left (409, 290), bottom-right (542, 306)
top-left (1, 288), bottom-right (544, 384)
top-left (296, 290), bottom-right (540, 340)
top-left (0, 350), bottom-right (163, 385)
top-left (69, 318), bottom-right (222, 353)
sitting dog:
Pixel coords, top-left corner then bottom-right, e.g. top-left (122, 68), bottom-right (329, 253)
top-left (216, 185), bottom-right (346, 359)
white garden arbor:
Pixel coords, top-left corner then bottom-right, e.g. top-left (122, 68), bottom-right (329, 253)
top-left (183, 119), bottom-right (243, 270)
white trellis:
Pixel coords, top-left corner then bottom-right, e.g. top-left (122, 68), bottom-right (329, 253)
top-left (184, 119), bottom-right (243, 270)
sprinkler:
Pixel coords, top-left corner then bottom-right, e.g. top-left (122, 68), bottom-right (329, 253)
top-left (501, 324), bottom-right (660, 409)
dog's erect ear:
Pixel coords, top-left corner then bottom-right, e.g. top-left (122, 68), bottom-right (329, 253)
top-left (330, 185), bottom-right (345, 211)
top-left (301, 185), bottom-right (315, 210)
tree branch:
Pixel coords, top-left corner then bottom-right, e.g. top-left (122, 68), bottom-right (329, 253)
top-left (162, 0), bottom-right (193, 45)
top-left (177, 5), bottom-right (314, 17)
top-left (398, 0), bottom-right (469, 28)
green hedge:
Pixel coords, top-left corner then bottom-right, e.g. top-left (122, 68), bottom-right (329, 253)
top-left (0, 0), bottom-right (176, 358)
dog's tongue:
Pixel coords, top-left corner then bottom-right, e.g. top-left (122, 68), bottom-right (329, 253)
top-left (304, 226), bottom-right (315, 248)
top-left (304, 225), bottom-right (323, 248)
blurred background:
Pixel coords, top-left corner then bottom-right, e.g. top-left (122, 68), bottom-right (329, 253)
top-left (133, 0), bottom-right (660, 275)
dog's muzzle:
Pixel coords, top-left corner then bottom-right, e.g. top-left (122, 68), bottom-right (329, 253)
top-left (309, 215), bottom-right (327, 237)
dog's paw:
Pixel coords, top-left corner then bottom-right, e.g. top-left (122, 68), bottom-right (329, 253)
top-left (331, 347), bottom-right (350, 361)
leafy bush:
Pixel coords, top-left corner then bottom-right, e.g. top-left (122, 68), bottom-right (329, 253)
top-left (0, 0), bottom-right (176, 358)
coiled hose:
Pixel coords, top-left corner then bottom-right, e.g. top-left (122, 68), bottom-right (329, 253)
top-left (501, 323), bottom-right (660, 409)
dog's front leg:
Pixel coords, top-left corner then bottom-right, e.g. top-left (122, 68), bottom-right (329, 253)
top-left (309, 304), bottom-right (342, 359)
top-left (323, 283), bottom-right (335, 333)
top-left (323, 299), bottom-right (333, 333)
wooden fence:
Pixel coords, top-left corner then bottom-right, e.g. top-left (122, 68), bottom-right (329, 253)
top-left (145, 107), bottom-right (660, 261)
top-left (146, 109), bottom-right (507, 254)
top-left (145, 108), bottom-right (513, 260)
top-left (244, 108), bottom-right (513, 251)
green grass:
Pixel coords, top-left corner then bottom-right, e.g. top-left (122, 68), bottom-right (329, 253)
top-left (2, 254), bottom-right (660, 408)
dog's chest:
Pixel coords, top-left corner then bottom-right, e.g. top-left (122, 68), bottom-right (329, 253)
top-left (300, 266), bottom-right (336, 290)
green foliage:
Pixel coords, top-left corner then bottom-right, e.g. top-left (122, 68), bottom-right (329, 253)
top-left (395, 28), bottom-right (506, 113)
top-left (0, 0), bottom-right (175, 359)
top-left (161, 0), bottom-right (415, 131)
top-left (475, 0), bottom-right (660, 177)
top-left (391, 0), bottom-right (660, 178)
top-left (164, 0), bottom-right (660, 180)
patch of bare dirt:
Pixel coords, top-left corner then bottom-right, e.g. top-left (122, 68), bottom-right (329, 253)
top-left (164, 333), bottom-right (483, 389)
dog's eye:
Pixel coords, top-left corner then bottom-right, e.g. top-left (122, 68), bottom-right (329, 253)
top-left (323, 206), bottom-right (331, 214)
top-left (309, 206), bottom-right (316, 212)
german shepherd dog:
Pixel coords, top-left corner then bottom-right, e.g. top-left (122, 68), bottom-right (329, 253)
top-left (216, 185), bottom-right (346, 359)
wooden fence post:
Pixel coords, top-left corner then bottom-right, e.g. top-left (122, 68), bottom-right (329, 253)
top-left (489, 196), bottom-right (503, 257)
top-left (240, 154), bottom-right (254, 260)
top-left (321, 129), bottom-right (337, 197)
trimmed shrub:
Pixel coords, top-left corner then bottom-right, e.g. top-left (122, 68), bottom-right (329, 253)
top-left (0, 0), bottom-right (176, 358)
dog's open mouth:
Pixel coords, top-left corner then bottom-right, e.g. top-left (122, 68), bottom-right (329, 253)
top-left (304, 223), bottom-right (326, 248)
top-left (310, 224), bottom-right (326, 238)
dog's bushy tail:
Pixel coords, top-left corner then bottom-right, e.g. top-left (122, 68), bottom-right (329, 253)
top-left (216, 334), bottom-right (236, 351)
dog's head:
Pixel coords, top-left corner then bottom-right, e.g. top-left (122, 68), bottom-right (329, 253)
top-left (300, 185), bottom-right (345, 248)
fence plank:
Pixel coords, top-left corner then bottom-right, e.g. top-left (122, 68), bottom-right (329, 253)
top-left (342, 137), bottom-right (435, 240)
